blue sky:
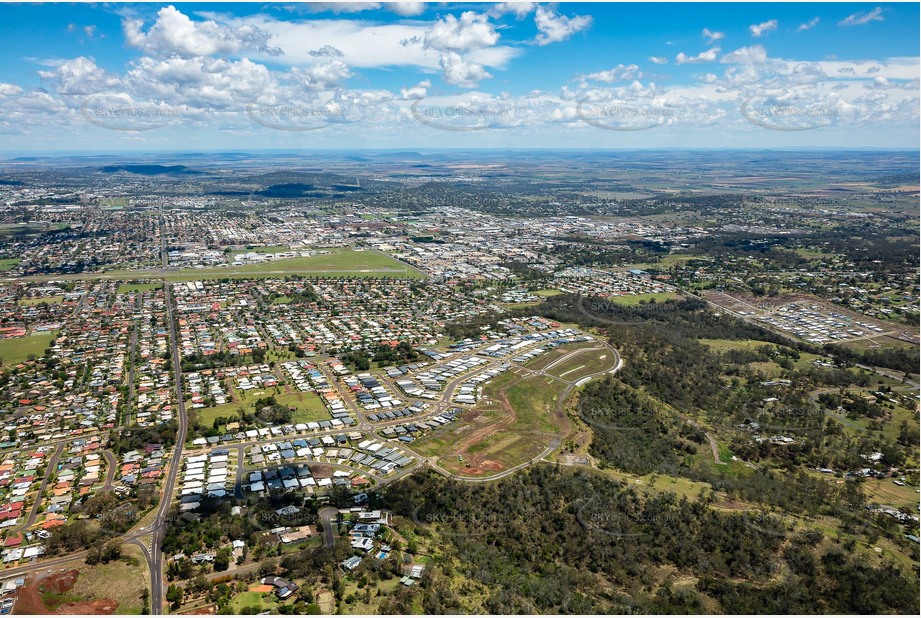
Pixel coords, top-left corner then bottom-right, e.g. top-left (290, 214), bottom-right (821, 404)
top-left (0, 2), bottom-right (917, 150)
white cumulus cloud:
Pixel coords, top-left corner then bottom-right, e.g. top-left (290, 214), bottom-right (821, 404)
top-left (38, 56), bottom-right (122, 95)
top-left (584, 64), bottom-right (642, 82)
top-left (123, 5), bottom-right (279, 57)
top-left (400, 79), bottom-right (430, 99)
top-left (675, 47), bottom-right (720, 65)
top-left (0, 82), bottom-right (23, 97)
top-left (534, 6), bottom-right (592, 46)
top-left (703, 28), bottom-right (724, 44)
top-left (425, 11), bottom-right (499, 52)
top-left (439, 51), bottom-right (492, 87)
top-left (720, 45), bottom-right (768, 65)
top-left (749, 19), bottom-right (778, 37)
top-left (292, 59), bottom-right (353, 90)
top-left (490, 3), bottom-right (536, 19)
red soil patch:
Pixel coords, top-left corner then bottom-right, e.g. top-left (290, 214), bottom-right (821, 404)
top-left (56, 599), bottom-right (119, 614)
top-left (458, 456), bottom-right (505, 476)
top-left (13, 569), bottom-right (119, 615)
top-left (42, 569), bottom-right (78, 594)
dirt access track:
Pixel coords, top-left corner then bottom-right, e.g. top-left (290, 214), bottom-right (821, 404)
top-left (12, 569), bottom-right (119, 615)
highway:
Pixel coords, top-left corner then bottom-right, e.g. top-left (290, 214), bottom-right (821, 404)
top-left (144, 277), bottom-right (189, 615)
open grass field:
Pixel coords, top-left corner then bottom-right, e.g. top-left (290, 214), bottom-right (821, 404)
top-left (794, 248), bottom-right (837, 260)
top-left (15, 545), bottom-right (148, 615)
top-left (116, 282), bottom-right (161, 294)
top-left (284, 391), bottom-right (332, 423)
top-left (616, 254), bottom-right (696, 270)
top-left (100, 197), bottom-right (129, 208)
top-left (500, 300), bottom-right (542, 309)
top-left (0, 258), bottom-right (20, 271)
top-left (68, 545), bottom-right (149, 614)
top-left (413, 343), bottom-right (616, 477)
top-left (17, 296), bottom-right (64, 306)
top-left (0, 331), bottom-right (57, 364)
top-left (607, 291), bottom-right (683, 305)
top-left (417, 366), bottom-right (570, 477)
top-left (440, 429), bottom-right (549, 476)
top-left (698, 338), bottom-right (779, 352)
top-left (13, 248), bottom-right (425, 283)
top-left (337, 575), bottom-right (403, 614)
top-left (854, 477), bottom-right (918, 511)
top-left (842, 335), bottom-right (919, 352)
top-left (515, 340), bottom-right (602, 373)
top-left (229, 591), bottom-right (278, 614)
top-left (0, 223), bottom-right (67, 237)
top-left (598, 465), bottom-right (725, 503)
top-left (504, 375), bottom-right (565, 434)
top-left (543, 346), bottom-right (618, 382)
top-left (121, 248), bottom-right (423, 281)
top-left (193, 389), bottom-right (329, 429)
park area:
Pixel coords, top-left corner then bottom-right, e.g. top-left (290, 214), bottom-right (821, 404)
top-left (0, 331), bottom-right (57, 365)
top-left (193, 390), bottom-right (330, 431)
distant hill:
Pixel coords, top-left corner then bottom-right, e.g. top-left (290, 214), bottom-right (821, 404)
top-left (98, 165), bottom-right (201, 175)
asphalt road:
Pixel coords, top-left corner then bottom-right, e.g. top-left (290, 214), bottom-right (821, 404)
top-left (318, 507), bottom-right (338, 548)
top-left (8, 443), bottom-right (64, 533)
top-left (146, 278), bottom-right (190, 615)
top-left (100, 450), bottom-right (118, 491)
